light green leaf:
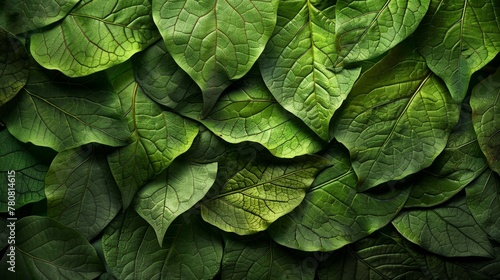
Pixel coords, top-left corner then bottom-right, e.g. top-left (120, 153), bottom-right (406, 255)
top-left (45, 144), bottom-right (122, 240)
top-left (30, 0), bottom-right (159, 77)
top-left (259, 1), bottom-right (361, 140)
top-left (222, 233), bottom-right (316, 280)
top-left (268, 142), bottom-right (410, 251)
top-left (176, 68), bottom-right (325, 158)
top-left (103, 210), bottom-right (223, 280)
top-left (405, 106), bottom-right (488, 207)
top-left (470, 67), bottom-right (500, 175)
top-left (333, 40), bottom-right (460, 191)
top-left (0, 28), bottom-right (29, 106)
top-left (201, 155), bottom-right (330, 235)
top-left (0, 0), bottom-right (80, 34)
top-left (0, 65), bottom-right (130, 152)
top-left (0, 216), bottom-right (104, 279)
top-left (106, 64), bottom-right (199, 209)
top-left (335, 0), bottom-right (430, 65)
top-left (134, 160), bottom-right (217, 246)
top-left (466, 169), bottom-right (500, 243)
top-left (153, 0), bottom-right (279, 115)
top-left (393, 194), bottom-right (494, 258)
top-left (416, 0), bottom-right (500, 102)
top-left (0, 130), bottom-right (52, 211)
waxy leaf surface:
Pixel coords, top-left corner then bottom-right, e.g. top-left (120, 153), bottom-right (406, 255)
top-left (0, 28), bottom-right (29, 106)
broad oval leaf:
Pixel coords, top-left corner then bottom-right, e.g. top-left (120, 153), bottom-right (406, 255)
top-left (470, 67), bottom-right (500, 175)
top-left (333, 40), bottom-right (460, 191)
top-left (153, 0), bottom-right (279, 115)
top-left (416, 0), bottom-right (500, 102)
top-left (0, 28), bottom-right (29, 106)
top-left (134, 160), bottom-right (217, 246)
top-left (103, 210), bottom-right (223, 280)
top-left (393, 194), bottom-right (494, 258)
top-left (45, 144), bottom-right (122, 240)
top-left (268, 142), bottom-right (410, 252)
top-left (259, 1), bottom-right (361, 140)
top-left (0, 216), bottom-right (104, 279)
top-left (335, 0), bottom-right (430, 65)
top-left (201, 155), bottom-right (330, 235)
top-left (30, 0), bottom-right (160, 77)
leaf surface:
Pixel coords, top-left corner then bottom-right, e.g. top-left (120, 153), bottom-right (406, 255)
top-left (0, 28), bottom-right (29, 106)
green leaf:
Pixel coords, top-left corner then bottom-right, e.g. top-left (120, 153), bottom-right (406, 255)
top-left (0, 28), bottom-right (29, 107)
top-left (134, 160), bottom-right (217, 246)
top-left (153, 0), bottom-right (279, 115)
top-left (0, 0), bottom-right (80, 34)
top-left (405, 106), bottom-right (488, 207)
top-left (335, 0), bottom-right (430, 65)
top-left (45, 144), bottom-right (122, 240)
top-left (103, 210), bottom-right (223, 280)
top-left (416, 0), bottom-right (500, 102)
top-left (466, 169), bottom-right (500, 243)
top-left (222, 233), bottom-right (316, 280)
top-left (0, 216), bottom-right (104, 279)
top-left (333, 40), bottom-right (460, 191)
top-left (106, 64), bottom-right (199, 209)
top-left (201, 155), bottom-right (330, 235)
top-left (176, 68), bottom-right (326, 158)
top-left (392, 194), bottom-right (494, 258)
top-left (30, 0), bottom-right (160, 77)
top-left (0, 130), bottom-right (51, 211)
top-left (259, 1), bottom-right (361, 140)
top-left (0, 65), bottom-right (130, 152)
top-left (268, 142), bottom-right (410, 251)
top-left (470, 67), bottom-right (500, 175)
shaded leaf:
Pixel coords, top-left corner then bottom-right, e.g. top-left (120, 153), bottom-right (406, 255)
top-left (333, 40), bottom-right (460, 191)
top-left (153, 0), bottom-right (279, 115)
top-left (259, 1), bottom-right (361, 140)
top-left (134, 160), bottom-right (217, 246)
top-left (416, 0), bottom-right (500, 102)
top-left (0, 28), bottom-right (29, 106)
top-left (30, 0), bottom-right (160, 77)
top-left (45, 144), bottom-right (122, 240)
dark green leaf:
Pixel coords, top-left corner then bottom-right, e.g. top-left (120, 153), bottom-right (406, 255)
top-left (0, 28), bottom-right (29, 106)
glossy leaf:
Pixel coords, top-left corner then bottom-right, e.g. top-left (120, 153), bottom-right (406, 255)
top-left (393, 195), bottom-right (494, 258)
top-left (0, 216), bottom-right (104, 279)
top-left (0, 65), bottom-right (130, 152)
top-left (153, 0), bottom-right (279, 115)
top-left (106, 64), bottom-right (199, 209)
top-left (268, 143), bottom-right (410, 251)
top-left (416, 0), bottom-right (500, 102)
top-left (222, 233), bottom-right (316, 280)
top-left (259, 1), bottom-right (361, 140)
top-left (0, 130), bottom-right (51, 211)
top-left (201, 155), bottom-right (330, 235)
top-left (45, 144), bottom-right (122, 240)
top-left (0, 28), bottom-right (29, 106)
top-left (30, 0), bottom-right (159, 77)
top-left (333, 41), bottom-right (460, 191)
top-left (103, 210), bottom-right (223, 280)
top-left (405, 106), bottom-right (488, 207)
top-left (134, 160), bottom-right (217, 246)
top-left (470, 68), bottom-right (500, 175)
top-left (466, 169), bottom-right (500, 243)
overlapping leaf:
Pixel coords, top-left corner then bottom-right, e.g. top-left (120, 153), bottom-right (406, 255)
top-left (268, 142), bottom-right (410, 251)
top-left (0, 28), bottom-right (29, 106)
top-left (45, 144), bottom-right (122, 240)
top-left (202, 155), bottom-right (330, 235)
top-left (416, 0), bottom-right (500, 102)
top-left (470, 67), bottom-right (500, 175)
top-left (103, 210), bottom-right (223, 280)
top-left (333, 41), bottom-right (460, 191)
top-left (106, 64), bottom-right (198, 209)
top-left (30, 0), bottom-right (159, 77)
top-left (153, 0), bottom-right (279, 115)
top-left (134, 160), bottom-right (217, 246)
top-left (259, 1), bottom-right (361, 140)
